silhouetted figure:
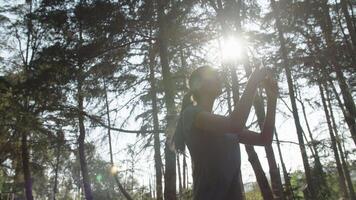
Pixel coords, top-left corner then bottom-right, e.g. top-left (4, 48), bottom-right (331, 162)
top-left (174, 66), bottom-right (278, 200)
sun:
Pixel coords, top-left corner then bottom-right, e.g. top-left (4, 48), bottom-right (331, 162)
top-left (221, 35), bottom-right (244, 62)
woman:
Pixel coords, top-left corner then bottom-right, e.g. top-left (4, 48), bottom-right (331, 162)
top-left (174, 66), bottom-right (278, 200)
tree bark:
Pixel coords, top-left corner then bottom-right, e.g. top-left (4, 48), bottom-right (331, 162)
top-left (183, 154), bottom-right (187, 189)
top-left (21, 132), bottom-right (33, 200)
top-left (21, 2), bottom-right (34, 199)
top-left (148, 45), bottom-right (164, 200)
top-left (253, 89), bottom-right (285, 200)
top-left (297, 88), bottom-right (328, 195)
top-left (270, 0), bottom-right (315, 198)
top-left (340, 0), bottom-right (356, 49)
top-left (77, 7), bottom-right (93, 197)
top-left (275, 130), bottom-right (294, 200)
top-left (77, 81), bottom-right (93, 200)
top-left (319, 84), bottom-right (349, 199)
top-left (325, 84), bottom-right (356, 199)
top-left (104, 80), bottom-right (133, 200)
top-left (328, 79), bottom-right (356, 146)
top-left (177, 155), bottom-right (183, 196)
top-left (316, 0), bottom-right (356, 146)
top-left (245, 145), bottom-right (274, 200)
top-left (53, 133), bottom-right (61, 200)
top-left (156, 0), bottom-right (177, 199)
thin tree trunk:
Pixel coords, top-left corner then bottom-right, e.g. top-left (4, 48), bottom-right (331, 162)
top-left (183, 154), bottom-right (187, 189)
top-left (53, 135), bottom-right (61, 200)
top-left (21, 132), bottom-right (33, 200)
top-left (103, 80), bottom-right (133, 200)
top-left (156, 0), bottom-right (177, 199)
top-left (270, 0), bottom-right (315, 198)
top-left (316, 0), bottom-right (356, 146)
top-left (340, 0), bottom-right (356, 48)
top-left (22, 2), bottom-right (34, 199)
top-left (296, 89), bottom-right (328, 193)
top-left (177, 155), bottom-right (183, 196)
top-left (77, 8), bottom-right (93, 197)
top-left (179, 49), bottom-right (188, 191)
top-left (325, 84), bottom-right (356, 199)
top-left (78, 82), bottom-right (93, 200)
top-left (275, 130), bottom-right (294, 200)
top-left (329, 78), bottom-right (356, 146)
top-left (245, 145), bottom-right (274, 200)
top-left (319, 84), bottom-right (349, 199)
top-left (148, 48), bottom-right (164, 200)
top-left (297, 93), bottom-right (319, 158)
top-left (253, 88), bottom-right (285, 200)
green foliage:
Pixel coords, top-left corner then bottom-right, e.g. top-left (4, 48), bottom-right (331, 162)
top-left (245, 183), bottom-right (263, 200)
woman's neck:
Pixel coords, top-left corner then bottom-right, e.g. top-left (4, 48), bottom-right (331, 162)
top-left (197, 97), bottom-right (215, 113)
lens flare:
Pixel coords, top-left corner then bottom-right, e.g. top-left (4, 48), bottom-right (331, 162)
top-left (221, 36), bottom-right (244, 62)
top-left (96, 174), bottom-right (103, 182)
top-left (110, 165), bottom-right (119, 175)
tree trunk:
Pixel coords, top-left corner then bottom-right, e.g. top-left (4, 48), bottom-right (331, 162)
top-left (21, 132), bottom-right (33, 200)
top-left (78, 82), bottom-right (93, 200)
top-left (245, 145), bottom-right (274, 200)
top-left (316, 0), bottom-right (356, 146)
top-left (328, 79), bottom-right (356, 146)
top-left (53, 134), bottom-right (61, 200)
top-left (319, 84), bottom-right (349, 199)
top-left (253, 88), bottom-right (285, 200)
top-left (148, 45), bottom-right (164, 200)
top-left (297, 87), bottom-right (329, 197)
top-left (104, 80), bottom-right (133, 200)
top-left (177, 155), bottom-right (183, 196)
top-left (183, 154), bottom-right (187, 189)
top-left (77, 4), bottom-right (93, 198)
top-left (334, 67), bottom-right (356, 146)
top-left (325, 84), bottom-right (356, 199)
top-left (340, 0), bottom-right (356, 49)
top-left (275, 130), bottom-right (294, 200)
top-left (21, 2), bottom-right (34, 199)
top-left (156, 0), bottom-right (177, 199)
top-left (270, 1), bottom-right (315, 199)
top-left (297, 92), bottom-right (321, 162)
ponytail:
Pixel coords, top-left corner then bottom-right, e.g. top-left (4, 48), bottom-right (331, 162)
top-left (174, 91), bottom-right (194, 154)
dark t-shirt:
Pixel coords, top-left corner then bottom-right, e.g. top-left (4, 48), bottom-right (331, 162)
top-left (176, 104), bottom-right (242, 200)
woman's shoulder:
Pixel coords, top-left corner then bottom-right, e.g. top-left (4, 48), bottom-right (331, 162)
top-left (181, 104), bottom-right (204, 127)
top-left (183, 104), bottom-right (203, 113)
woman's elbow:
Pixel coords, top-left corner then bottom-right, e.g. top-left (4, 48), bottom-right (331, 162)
top-left (230, 122), bottom-right (244, 134)
top-left (261, 135), bottom-right (273, 146)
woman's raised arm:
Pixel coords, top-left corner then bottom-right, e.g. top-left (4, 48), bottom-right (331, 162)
top-left (237, 79), bottom-right (278, 145)
top-left (229, 68), bottom-right (269, 132)
top-left (194, 68), bottom-right (269, 134)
